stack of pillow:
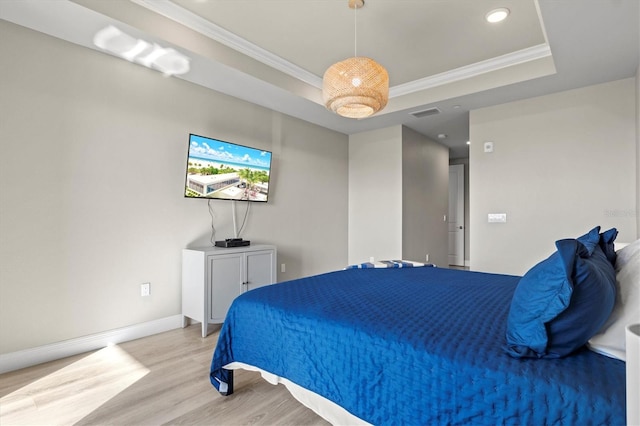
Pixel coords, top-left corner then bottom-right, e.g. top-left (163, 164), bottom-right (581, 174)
top-left (506, 226), bottom-right (639, 360)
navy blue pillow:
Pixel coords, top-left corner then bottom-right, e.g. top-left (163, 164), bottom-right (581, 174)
top-left (544, 244), bottom-right (616, 357)
top-left (598, 227), bottom-right (618, 266)
top-left (577, 226), bottom-right (601, 255)
top-left (576, 225), bottom-right (617, 265)
top-left (505, 239), bottom-right (616, 358)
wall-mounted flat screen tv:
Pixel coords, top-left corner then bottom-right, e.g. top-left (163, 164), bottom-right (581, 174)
top-left (184, 134), bottom-right (272, 202)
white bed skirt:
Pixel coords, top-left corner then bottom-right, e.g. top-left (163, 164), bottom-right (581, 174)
top-left (224, 362), bottom-right (371, 426)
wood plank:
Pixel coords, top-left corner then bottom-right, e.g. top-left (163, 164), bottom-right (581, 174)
top-left (0, 325), bottom-right (329, 425)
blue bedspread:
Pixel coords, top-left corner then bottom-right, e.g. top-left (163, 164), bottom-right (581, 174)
top-left (210, 267), bottom-right (625, 425)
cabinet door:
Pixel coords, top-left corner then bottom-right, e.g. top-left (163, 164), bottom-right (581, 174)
top-left (245, 250), bottom-right (275, 292)
top-left (209, 253), bottom-right (243, 322)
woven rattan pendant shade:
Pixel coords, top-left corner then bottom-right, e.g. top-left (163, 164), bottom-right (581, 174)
top-left (323, 57), bottom-right (388, 118)
top-left (322, 0), bottom-right (389, 119)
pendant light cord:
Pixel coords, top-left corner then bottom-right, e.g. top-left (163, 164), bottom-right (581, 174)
top-left (354, 2), bottom-right (357, 57)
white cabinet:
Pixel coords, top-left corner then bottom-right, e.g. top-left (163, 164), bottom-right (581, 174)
top-left (182, 244), bottom-right (276, 337)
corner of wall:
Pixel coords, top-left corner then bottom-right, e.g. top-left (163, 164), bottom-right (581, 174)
top-left (400, 126), bottom-right (449, 266)
top-left (636, 65), bottom-right (640, 238)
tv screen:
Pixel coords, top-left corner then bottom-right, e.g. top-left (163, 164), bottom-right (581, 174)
top-left (184, 134), bottom-right (272, 202)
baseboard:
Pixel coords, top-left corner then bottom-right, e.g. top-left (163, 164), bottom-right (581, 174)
top-left (0, 315), bottom-right (183, 374)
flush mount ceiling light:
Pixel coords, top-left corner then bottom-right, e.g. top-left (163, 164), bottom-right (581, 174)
top-left (486, 8), bottom-right (510, 23)
top-left (322, 0), bottom-right (389, 119)
top-left (93, 26), bottom-right (190, 76)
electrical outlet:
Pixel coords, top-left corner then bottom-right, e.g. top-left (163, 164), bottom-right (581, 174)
top-left (141, 282), bottom-right (150, 297)
top-left (369, 256), bottom-right (375, 263)
top-left (281, 263), bottom-right (286, 273)
top-left (425, 254), bottom-right (430, 262)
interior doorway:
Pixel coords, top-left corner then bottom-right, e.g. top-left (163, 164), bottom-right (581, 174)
top-left (448, 164), bottom-right (465, 266)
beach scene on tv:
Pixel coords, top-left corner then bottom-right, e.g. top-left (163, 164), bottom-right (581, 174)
top-left (185, 135), bottom-right (272, 202)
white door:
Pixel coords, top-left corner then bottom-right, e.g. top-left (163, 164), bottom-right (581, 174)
top-left (245, 250), bottom-right (276, 292)
top-left (209, 253), bottom-right (243, 322)
top-left (448, 164), bottom-right (465, 266)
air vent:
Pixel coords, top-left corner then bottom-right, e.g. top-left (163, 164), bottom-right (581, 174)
top-left (410, 107), bottom-right (441, 118)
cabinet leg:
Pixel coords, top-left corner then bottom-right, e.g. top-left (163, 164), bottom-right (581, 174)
top-left (202, 322), bottom-right (208, 338)
top-left (182, 316), bottom-right (189, 328)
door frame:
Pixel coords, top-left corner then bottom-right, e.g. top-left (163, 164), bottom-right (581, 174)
top-left (448, 164), bottom-right (465, 266)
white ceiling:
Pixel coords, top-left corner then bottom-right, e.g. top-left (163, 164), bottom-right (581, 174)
top-left (1, 0), bottom-right (638, 159)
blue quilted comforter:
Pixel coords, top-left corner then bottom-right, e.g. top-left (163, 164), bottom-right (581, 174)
top-left (210, 267), bottom-right (625, 425)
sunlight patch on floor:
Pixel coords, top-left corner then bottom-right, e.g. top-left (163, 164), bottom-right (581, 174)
top-left (0, 345), bottom-right (149, 425)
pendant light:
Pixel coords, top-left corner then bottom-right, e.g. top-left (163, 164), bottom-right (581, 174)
top-left (322, 0), bottom-right (389, 119)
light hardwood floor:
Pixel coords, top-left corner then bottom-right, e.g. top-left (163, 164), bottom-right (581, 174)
top-left (0, 325), bottom-right (329, 425)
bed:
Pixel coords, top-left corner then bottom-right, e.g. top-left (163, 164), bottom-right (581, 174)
top-left (210, 230), bottom-right (636, 425)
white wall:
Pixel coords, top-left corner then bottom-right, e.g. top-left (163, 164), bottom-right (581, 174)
top-left (0, 21), bottom-right (348, 354)
top-left (401, 127), bottom-right (449, 266)
top-left (348, 127), bottom-right (403, 264)
top-left (470, 78), bottom-right (637, 275)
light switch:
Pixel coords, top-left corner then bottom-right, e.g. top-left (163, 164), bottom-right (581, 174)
top-left (484, 141), bottom-right (494, 153)
top-left (488, 213), bottom-right (507, 223)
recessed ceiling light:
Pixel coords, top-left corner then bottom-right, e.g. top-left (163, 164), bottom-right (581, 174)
top-left (466, 141), bottom-right (471, 145)
top-left (486, 8), bottom-right (510, 23)
top-left (438, 133), bottom-right (447, 139)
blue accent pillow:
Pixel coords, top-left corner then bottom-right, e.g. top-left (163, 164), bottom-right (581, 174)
top-left (576, 225), bottom-right (618, 265)
top-left (577, 226), bottom-right (601, 255)
top-left (505, 239), bottom-right (616, 358)
top-left (598, 227), bottom-right (618, 266)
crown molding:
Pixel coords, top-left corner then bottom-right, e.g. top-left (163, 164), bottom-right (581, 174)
top-left (131, 0), bottom-right (551, 100)
top-left (130, 0), bottom-right (323, 88)
top-left (389, 44), bottom-right (552, 98)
